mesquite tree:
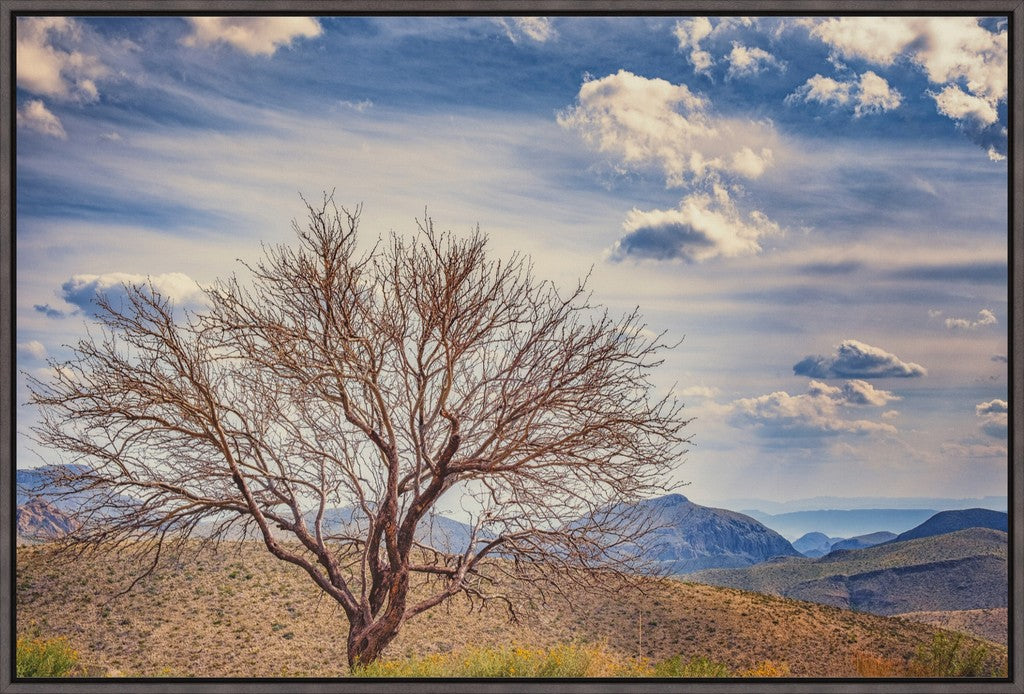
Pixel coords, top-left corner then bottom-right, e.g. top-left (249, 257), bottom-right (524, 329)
top-left (29, 197), bottom-right (689, 666)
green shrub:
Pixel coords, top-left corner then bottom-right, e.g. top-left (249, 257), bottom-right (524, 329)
top-left (16, 637), bottom-right (79, 678)
top-left (910, 633), bottom-right (1006, 678)
top-left (652, 655), bottom-right (732, 677)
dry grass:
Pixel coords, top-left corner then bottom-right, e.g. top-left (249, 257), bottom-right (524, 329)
top-left (896, 608), bottom-right (1007, 646)
top-left (15, 541), bottom-right (1007, 678)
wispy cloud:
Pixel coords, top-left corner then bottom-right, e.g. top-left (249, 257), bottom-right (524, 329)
top-left (17, 340), bottom-right (48, 361)
top-left (497, 17), bottom-right (557, 43)
top-left (793, 340), bottom-right (926, 379)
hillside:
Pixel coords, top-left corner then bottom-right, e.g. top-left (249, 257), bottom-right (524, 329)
top-left (896, 609), bottom-right (1008, 646)
top-left (633, 494), bottom-right (800, 573)
top-left (892, 509), bottom-right (1008, 543)
top-left (16, 497), bottom-right (79, 543)
top-left (689, 528), bottom-right (1007, 618)
top-left (831, 532), bottom-right (896, 551)
top-left (15, 540), bottom-right (1004, 678)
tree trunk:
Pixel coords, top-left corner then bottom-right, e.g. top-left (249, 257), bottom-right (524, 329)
top-left (346, 618), bottom-right (403, 670)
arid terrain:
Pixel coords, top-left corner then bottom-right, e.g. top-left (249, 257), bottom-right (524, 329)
top-left (15, 540), bottom-right (1006, 678)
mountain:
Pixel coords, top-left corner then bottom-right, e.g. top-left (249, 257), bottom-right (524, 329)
top-left (17, 497), bottom-right (79, 542)
top-left (721, 495), bottom-right (1008, 514)
top-left (830, 531), bottom-right (897, 551)
top-left (309, 506), bottom-right (485, 555)
top-left (743, 508), bottom-right (937, 540)
top-left (891, 509), bottom-right (1007, 543)
top-left (688, 527), bottom-right (1007, 617)
top-left (633, 494), bottom-right (801, 574)
top-left (792, 532), bottom-right (841, 558)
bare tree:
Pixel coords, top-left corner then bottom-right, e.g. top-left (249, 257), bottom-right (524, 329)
top-left (29, 196), bottom-right (689, 667)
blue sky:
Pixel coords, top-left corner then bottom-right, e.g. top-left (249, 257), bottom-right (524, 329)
top-left (14, 14), bottom-right (1009, 508)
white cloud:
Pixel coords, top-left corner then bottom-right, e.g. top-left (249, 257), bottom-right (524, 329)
top-left (931, 84), bottom-right (999, 127)
top-left (729, 379), bottom-right (899, 437)
top-left (610, 186), bottom-right (779, 263)
top-left (673, 17), bottom-right (756, 76)
top-left (673, 17), bottom-right (715, 74)
top-left (57, 271), bottom-right (207, 316)
top-left (726, 43), bottom-right (784, 79)
top-left (17, 99), bottom-right (67, 139)
top-left (793, 340), bottom-right (926, 379)
top-left (17, 340), bottom-right (48, 361)
top-left (944, 308), bottom-right (997, 330)
top-left (855, 71), bottom-right (903, 116)
top-left (182, 17), bottom-right (322, 56)
top-left (678, 385), bottom-right (721, 399)
top-left (786, 71), bottom-right (901, 117)
top-left (805, 17), bottom-right (1006, 139)
top-left (976, 399), bottom-right (1007, 439)
top-left (498, 17), bottom-right (556, 43)
top-left (16, 17), bottom-right (107, 102)
top-left (558, 69), bottom-right (777, 187)
top-left (560, 69), bottom-right (782, 264)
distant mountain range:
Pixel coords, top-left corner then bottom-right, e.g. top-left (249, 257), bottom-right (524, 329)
top-left (744, 508), bottom-right (939, 541)
top-left (688, 510), bottom-right (1009, 619)
top-left (792, 530), bottom-right (895, 558)
top-left (718, 495), bottom-right (1008, 515)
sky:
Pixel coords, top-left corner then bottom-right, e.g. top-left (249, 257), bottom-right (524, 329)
top-left (13, 14), bottom-right (1010, 510)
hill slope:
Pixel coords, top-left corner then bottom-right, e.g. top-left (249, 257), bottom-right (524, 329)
top-left (688, 528), bottom-right (1007, 617)
top-left (635, 494), bottom-right (800, 573)
top-left (831, 531), bottom-right (896, 551)
top-left (15, 540), bottom-right (1004, 678)
top-left (892, 509), bottom-right (1008, 543)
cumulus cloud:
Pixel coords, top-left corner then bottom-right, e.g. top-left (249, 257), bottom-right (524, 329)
top-left (673, 17), bottom-right (715, 74)
top-left (57, 272), bottom-right (206, 317)
top-left (976, 399), bottom-right (1007, 438)
top-left (726, 43), bottom-right (785, 79)
top-left (17, 340), bottom-right (48, 361)
top-left (804, 17), bottom-right (1006, 154)
top-left (181, 17), bottom-right (322, 56)
top-left (497, 17), bottom-right (556, 43)
top-left (17, 99), bottom-right (67, 139)
top-left (559, 69), bottom-right (782, 263)
top-left (944, 308), bottom-right (997, 331)
top-left (673, 17), bottom-right (755, 76)
top-left (609, 186), bottom-right (779, 263)
top-left (793, 339), bottom-right (926, 379)
top-left (786, 70), bottom-right (901, 117)
top-left (16, 16), bottom-right (107, 102)
top-left (729, 379), bottom-right (899, 438)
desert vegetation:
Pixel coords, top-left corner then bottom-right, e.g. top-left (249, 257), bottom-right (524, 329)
top-left (15, 541), bottom-right (1007, 678)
